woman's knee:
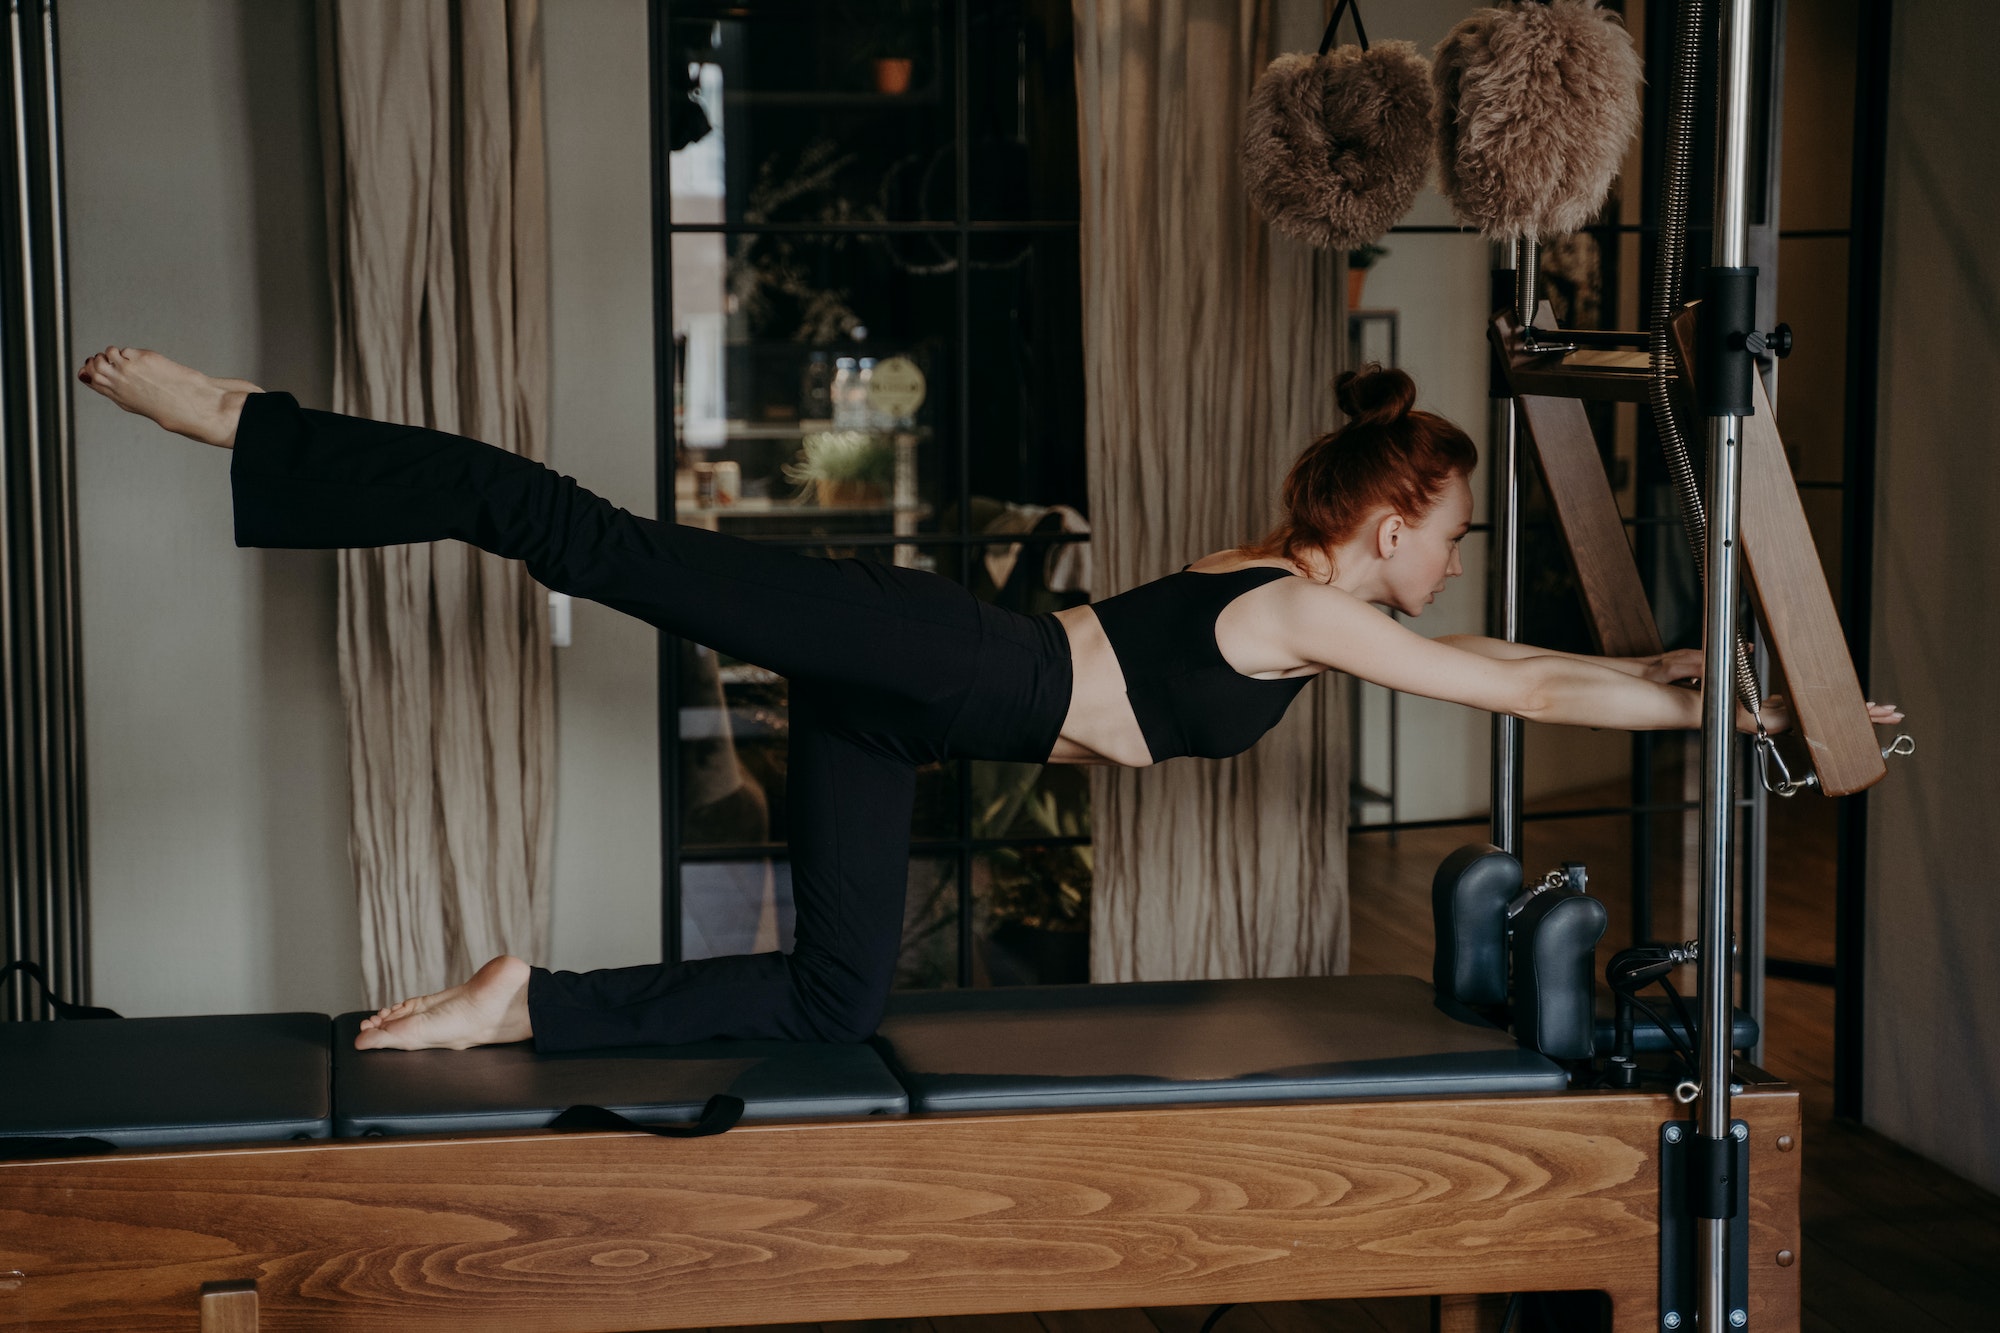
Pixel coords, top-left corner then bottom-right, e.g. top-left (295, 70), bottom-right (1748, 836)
top-left (784, 945), bottom-right (892, 1043)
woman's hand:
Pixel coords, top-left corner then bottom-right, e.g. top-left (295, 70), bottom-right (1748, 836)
top-left (1736, 693), bottom-right (1904, 736)
top-left (1641, 647), bottom-right (1708, 685)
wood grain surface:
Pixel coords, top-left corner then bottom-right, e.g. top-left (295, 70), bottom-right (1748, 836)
top-left (1489, 311), bottom-right (1664, 659)
top-left (1, 1088), bottom-right (1800, 1333)
top-left (1667, 308), bottom-right (1885, 795)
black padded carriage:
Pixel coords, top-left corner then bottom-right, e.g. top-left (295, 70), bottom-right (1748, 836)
top-left (871, 974), bottom-right (1568, 1112)
top-left (0, 1012), bottom-right (331, 1151)
top-left (328, 1012), bottom-right (908, 1135)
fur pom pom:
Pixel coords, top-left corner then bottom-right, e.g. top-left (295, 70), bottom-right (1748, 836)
top-left (1242, 41), bottom-right (1435, 252)
top-left (1433, 0), bottom-right (1643, 241)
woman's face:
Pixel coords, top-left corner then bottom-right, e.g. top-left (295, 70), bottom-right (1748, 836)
top-left (1383, 472), bottom-right (1473, 616)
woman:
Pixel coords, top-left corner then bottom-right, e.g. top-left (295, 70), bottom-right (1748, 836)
top-left (76, 346), bottom-right (1901, 1055)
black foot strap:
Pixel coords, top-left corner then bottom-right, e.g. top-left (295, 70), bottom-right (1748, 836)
top-left (548, 1094), bottom-right (745, 1139)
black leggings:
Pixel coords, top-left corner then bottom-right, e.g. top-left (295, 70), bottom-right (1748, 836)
top-left (231, 393), bottom-right (1074, 1050)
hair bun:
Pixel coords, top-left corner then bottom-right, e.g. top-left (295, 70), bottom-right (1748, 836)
top-left (1335, 364), bottom-right (1417, 428)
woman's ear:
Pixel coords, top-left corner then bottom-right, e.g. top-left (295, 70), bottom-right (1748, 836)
top-left (1374, 511), bottom-right (1405, 560)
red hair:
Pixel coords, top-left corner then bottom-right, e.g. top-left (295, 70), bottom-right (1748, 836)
top-left (1242, 364), bottom-right (1477, 577)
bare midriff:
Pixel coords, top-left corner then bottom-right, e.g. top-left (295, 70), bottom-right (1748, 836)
top-left (1042, 554), bottom-right (1331, 767)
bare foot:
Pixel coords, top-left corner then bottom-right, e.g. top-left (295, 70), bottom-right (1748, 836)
top-left (354, 955), bottom-right (534, 1052)
top-left (75, 346), bottom-right (260, 449)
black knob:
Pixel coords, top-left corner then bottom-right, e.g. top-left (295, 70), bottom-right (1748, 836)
top-left (1745, 323), bottom-right (1794, 358)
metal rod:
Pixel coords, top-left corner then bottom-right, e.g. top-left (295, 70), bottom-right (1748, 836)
top-left (646, 0), bottom-right (684, 967)
top-left (1489, 241), bottom-right (1533, 857)
top-left (953, 0), bottom-right (972, 987)
top-left (1699, 1), bottom-right (1758, 1327)
top-left (40, 0), bottom-right (85, 1006)
top-left (6, 0), bottom-right (49, 1019)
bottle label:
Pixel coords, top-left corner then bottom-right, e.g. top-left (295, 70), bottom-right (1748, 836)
top-left (867, 356), bottom-right (927, 420)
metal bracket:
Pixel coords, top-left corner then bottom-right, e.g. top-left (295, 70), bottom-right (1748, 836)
top-left (1659, 1119), bottom-right (1751, 1330)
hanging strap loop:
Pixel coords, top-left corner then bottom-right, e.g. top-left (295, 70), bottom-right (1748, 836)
top-left (1318, 0), bottom-right (1370, 55)
top-left (0, 959), bottom-right (121, 1020)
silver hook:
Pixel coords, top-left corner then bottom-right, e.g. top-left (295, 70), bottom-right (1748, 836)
top-left (1752, 728), bottom-right (1815, 798)
top-left (1883, 734), bottom-right (1916, 759)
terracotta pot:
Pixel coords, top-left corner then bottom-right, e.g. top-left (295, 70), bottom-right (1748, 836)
top-left (1347, 265), bottom-right (1368, 309)
top-left (873, 57), bottom-right (913, 95)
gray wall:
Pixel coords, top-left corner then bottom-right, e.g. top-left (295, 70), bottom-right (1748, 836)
top-left (542, 0), bottom-right (662, 974)
top-left (1864, 0), bottom-right (2000, 1194)
top-left (63, 0), bottom-right (661, 1014)
top-left (65, 0), bottom-right (352, 1016)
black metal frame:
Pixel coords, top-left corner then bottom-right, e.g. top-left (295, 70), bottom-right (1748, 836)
top-left (647, 0), bottom-right (1084, 984)
top-left (0, 0), bottom-right (85, 1021)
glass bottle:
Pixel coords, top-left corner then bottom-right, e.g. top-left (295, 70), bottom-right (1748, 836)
top-left (856, 357), bottom-right (879, 431)
top-left (830, 357), bottom-right (859, 428)
top-left (800, 350), bottom-right (833, 425)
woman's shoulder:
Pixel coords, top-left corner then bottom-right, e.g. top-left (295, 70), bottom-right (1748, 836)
top-left (1184, 550), bottom-right (1306, 577)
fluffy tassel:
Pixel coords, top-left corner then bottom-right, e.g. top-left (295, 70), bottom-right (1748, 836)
top-left (1241, 41), bottom-right (1435, 252)
top-left (1433, 0), bottom-right (1643, 241)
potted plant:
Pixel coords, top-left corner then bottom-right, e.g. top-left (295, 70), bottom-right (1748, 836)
top-left (1348, 242), bottom-right (1388, 308)
top-left (972, 764), bottom-right (1092, 985)
top-left (784, 429), bottom-right (895, 508)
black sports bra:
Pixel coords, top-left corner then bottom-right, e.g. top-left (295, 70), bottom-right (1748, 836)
top-left (1088, 565), bottom-right (1316, 762)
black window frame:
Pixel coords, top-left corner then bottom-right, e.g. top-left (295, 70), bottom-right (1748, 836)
top-left (646, 0), bottom-right (1087, 987)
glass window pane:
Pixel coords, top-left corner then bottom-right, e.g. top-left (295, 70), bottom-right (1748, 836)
top-left (666, 2), bottom-right (958, 227)
top-left (970, 758), bottom-right (1089, 841)
top-left (678, 855), bottom-right (964, 994)
top-left (965, 0), bottom-right (1080, 224)
top-left (971, 843), bottom-right (1090, 986)
top-left (959, 229), bottom-right (1087, 512)
top-left (670, 230), bottom-right (954, 541)
top-left (898, 857), bottom-right (962, 989)
top-left (681, 858), bottom-right (792, 961)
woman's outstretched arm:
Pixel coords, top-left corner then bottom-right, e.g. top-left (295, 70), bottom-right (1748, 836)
top-left (1284, 586), bottom-right (1703, 729)
top-left (1437, 635), bottom-right (1706, 685)
top-left (1286, 586), bottom-right (1904, 733)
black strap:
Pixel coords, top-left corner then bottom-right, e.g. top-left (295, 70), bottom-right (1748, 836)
top-left (0, 959), bottom-right (121, 1020)
top-left (1317, 0), bottom-right (1370, 55)
top-left (547, 1094), bottom-right (745, 1139)
top-left (0, 1135), bottom-right (119, 1161)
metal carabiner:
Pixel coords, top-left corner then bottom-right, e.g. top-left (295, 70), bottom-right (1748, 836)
top-left (1752, 725), bottom-right (1816, 798)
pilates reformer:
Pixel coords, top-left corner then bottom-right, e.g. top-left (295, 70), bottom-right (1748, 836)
top-left (2, 841), bottom-right (1792, 1333)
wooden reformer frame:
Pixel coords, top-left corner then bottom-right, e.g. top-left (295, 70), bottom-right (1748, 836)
top-left (2, 1077), bottom-right (1801, 1333)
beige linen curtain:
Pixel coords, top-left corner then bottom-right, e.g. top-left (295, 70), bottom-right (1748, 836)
top-left (1076, 0), bottom-right (1350, 981)
top-left (318, 0), bottom-right (554, 1006)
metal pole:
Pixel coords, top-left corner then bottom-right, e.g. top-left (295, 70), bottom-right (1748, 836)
top-left (1699, 1), bottom-right (1757, 1327)
top-left (1489, 242), bottom-right (1531, 857)
top-left (39, 0), bottom-right (87, 1007)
